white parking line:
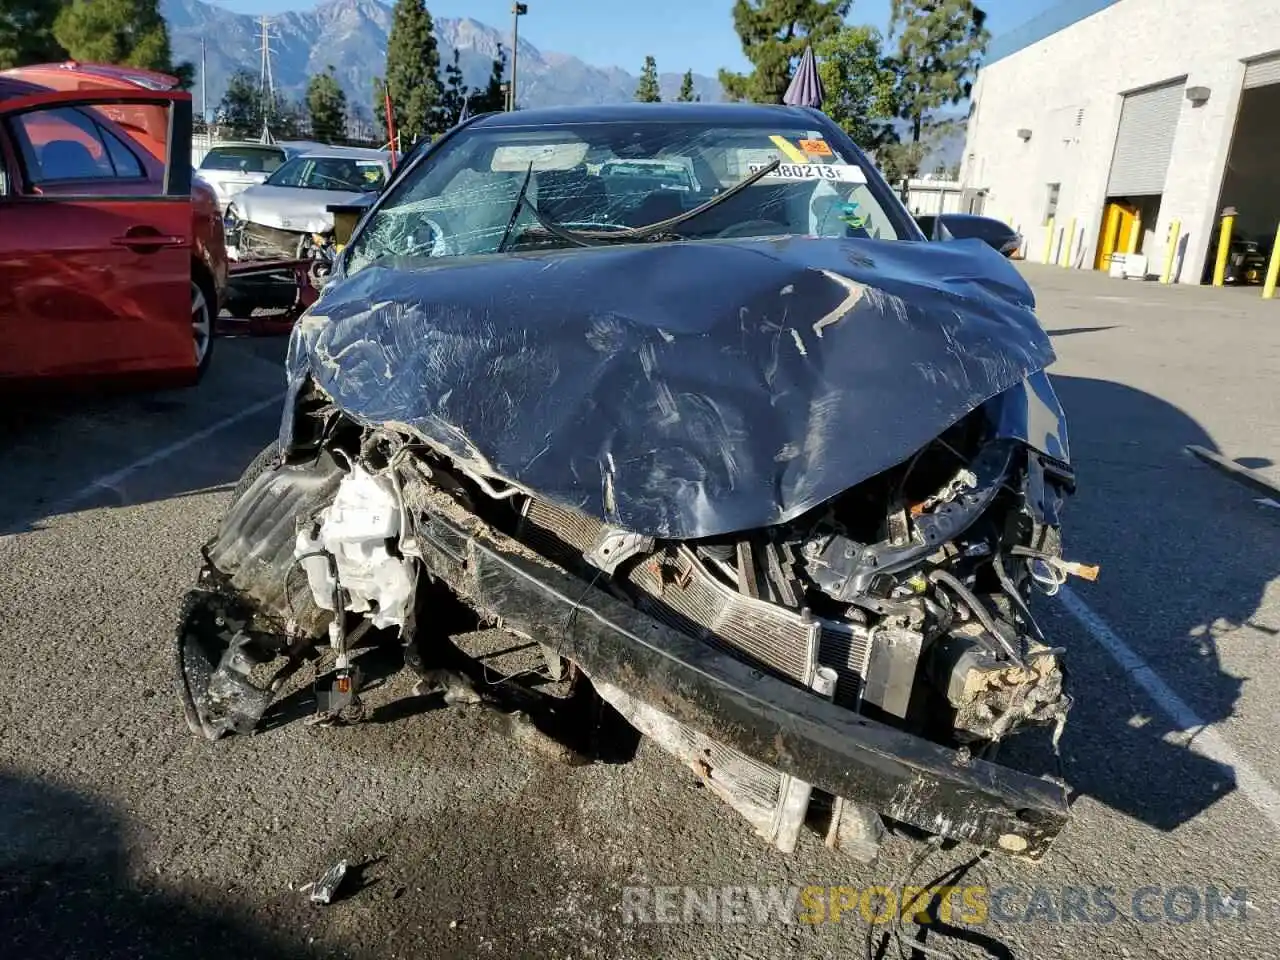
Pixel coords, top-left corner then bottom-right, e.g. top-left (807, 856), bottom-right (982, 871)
top-left (44, 392), bottom-right (286, 517)
top-left (1059, 585), bottom-right (1280, 833)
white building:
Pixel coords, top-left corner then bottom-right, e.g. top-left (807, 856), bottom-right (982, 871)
top-left (961, 0), bottom-right (1280, 283)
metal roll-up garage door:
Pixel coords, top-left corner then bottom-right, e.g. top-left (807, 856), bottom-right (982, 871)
top-left (1105, 80), bottom-right (1185, 196)
top-left (1244, 53), bottom-right (1280, 88)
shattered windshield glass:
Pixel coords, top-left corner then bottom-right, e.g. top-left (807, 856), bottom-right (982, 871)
top-left (345, 121), bottom-right (902, 273)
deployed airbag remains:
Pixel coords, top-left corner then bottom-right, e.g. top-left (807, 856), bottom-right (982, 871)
top-left (283, 236), bottom-right (1056, 539)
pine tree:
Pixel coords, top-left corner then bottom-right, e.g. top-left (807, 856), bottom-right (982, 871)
top-left (635, 55), bottom-right (661, 102)
top-left (720, 0), bottom-right (849, 103)
top-left (307, 66), bottom-right (349, 144)
top-left (0, 0), bottom-right (68, 70)
top-left (676, 69), bottom-right (698, 102)
top-left (384, 0), bottom-right (442, 145)
top-left (814, 26), bottom-right (897, 149)
top-left (216, 69), bottom-right (262, 140)
top-left (435, 48), bottom-right (470, 129)
top-left (52, 0), bottom-right (192, 86)
top-left (888, 0), bottom-right (989, 177)
top-left (469, 42), bottom-right (507, 114)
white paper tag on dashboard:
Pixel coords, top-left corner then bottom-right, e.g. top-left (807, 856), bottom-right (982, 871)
top-left (748, 162), bottom-right (868, 184)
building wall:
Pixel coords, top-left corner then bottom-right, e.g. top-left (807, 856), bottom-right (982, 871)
top-left (961, 0), bottom-right (1280, 282)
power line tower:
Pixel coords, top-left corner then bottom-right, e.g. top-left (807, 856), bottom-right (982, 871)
top-left (256, 14), bottom-right (279, 142)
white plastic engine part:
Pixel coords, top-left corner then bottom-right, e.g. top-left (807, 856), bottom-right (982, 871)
top-left (295, 463), bottom-right (414, 630)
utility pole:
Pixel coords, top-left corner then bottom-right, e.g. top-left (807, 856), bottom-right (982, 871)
top-left (508, 2), bottom-right (527, 111)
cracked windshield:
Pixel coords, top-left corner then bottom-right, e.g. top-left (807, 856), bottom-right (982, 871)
top-left (347, 122), bottom-right (899, 272)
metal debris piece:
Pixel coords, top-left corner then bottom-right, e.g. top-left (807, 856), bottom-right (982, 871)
top-left (308, 859), bottom-right (349, 905)
top-left (413, 668), bottom-right (483, 705)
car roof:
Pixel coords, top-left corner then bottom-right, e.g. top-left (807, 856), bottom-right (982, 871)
top-left (0, 61), bottom-right (180, 92)
top-left (0, 77), bottom-right (49, 103)
top-left (468, 102), bottom-right (828, 129)
top-left (296, 148), bottom-right (389, 161)
top-left (205, 141), bottom-right (288, 151)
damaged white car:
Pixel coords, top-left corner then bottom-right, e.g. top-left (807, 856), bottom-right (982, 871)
top-left (176, 103), bottom-right (1091, 863)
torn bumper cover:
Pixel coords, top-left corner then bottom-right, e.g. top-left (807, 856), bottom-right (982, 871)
top-left (180, 234), bottom-right (1078, 862)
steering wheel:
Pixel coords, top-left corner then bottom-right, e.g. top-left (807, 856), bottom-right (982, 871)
top-left (715, 219), bottom-right (789, 239)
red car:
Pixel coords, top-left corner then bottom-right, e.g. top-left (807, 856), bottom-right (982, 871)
top-left (0, 63), bottom-right (227, 387)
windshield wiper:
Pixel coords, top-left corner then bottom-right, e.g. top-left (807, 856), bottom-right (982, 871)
top-left (508, 158), bottom-right (784, 249)
top-left (496, 162), bottom-right (536, 253)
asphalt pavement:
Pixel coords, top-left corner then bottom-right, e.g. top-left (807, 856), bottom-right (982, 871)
top-left (2, 265), bottom-right (1279, 960)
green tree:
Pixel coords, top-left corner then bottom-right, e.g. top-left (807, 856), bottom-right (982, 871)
top-left (435, 47), bottom-right (470, 128)
top-left (306, 66), bottom-right (348, 143)
top-left (216, 68), bottom-right (299, 141)
top-left (468, 43), bottom-right (507, 114)
top-left (52, 0), bottom-right (193, 86)
top-left (814, 25), bottom-right (897, 149)
top-left (719, 0), bottom-right (849, 103)
top-left (0, 0), bottom-right (68, 70)
top-left (372, 75), bottom-right (389, 140)
top-left (216, 69), bottom-right (261, 139)
top-left (676, 69), bottom-right (698, 102)
top-left (384, 0), bottom-right (441, 145)
top-left (887, 0), bottom-right (989, 177)
top-left (635, 54), bottom-right (661, 102)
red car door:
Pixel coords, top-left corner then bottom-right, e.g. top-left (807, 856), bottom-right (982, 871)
top-left (0, 88), bottom-right (195, 385)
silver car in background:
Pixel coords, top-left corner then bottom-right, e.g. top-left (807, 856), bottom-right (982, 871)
top-left (224, 147), bottom-right (391, 260)
top-left (196, 142), bottom-right (299, 210)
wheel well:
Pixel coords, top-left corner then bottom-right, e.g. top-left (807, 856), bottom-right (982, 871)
top-left (192, 258), bottom-right (217, 316)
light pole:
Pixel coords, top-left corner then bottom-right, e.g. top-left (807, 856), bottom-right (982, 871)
top-left (200, 36), bottom-right (207, 125)
top-left (508, 2), bottom-right (527, 111)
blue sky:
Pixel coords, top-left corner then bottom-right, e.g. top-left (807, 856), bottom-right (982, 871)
top-left (220, 0), bottom-right (1060, 76)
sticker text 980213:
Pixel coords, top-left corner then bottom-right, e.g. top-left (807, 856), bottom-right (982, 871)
top-left (748, 162), bottom-right (868, 184)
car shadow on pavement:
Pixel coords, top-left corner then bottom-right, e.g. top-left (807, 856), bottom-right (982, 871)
top-left (0, 336), bottom-right (289, 538)
top-left (1009, 373), bottom-right (1277, 833)
top-left (0, 770), bottom-right (348, 960)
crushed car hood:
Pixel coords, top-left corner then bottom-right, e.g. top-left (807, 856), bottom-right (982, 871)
top-left (236, 185), bottom-right (369, 232)
top-left (282, 236), bottom-right (1058, 539)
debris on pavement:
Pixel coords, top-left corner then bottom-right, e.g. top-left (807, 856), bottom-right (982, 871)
top-left (302, 859), bottom-right (350, 905)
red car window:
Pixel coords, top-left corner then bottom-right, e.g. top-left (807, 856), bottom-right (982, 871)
top-left (11, 105), bottom-right (146, 185)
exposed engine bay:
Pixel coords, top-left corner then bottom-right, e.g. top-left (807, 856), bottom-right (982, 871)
top-left (177, 233), bottom-right (1091, 862)
top-left (179, 379), bottom-right (1086, 862)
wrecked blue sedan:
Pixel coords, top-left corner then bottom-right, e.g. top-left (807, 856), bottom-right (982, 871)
top-left (176, 103), bottom-right (1084, 863)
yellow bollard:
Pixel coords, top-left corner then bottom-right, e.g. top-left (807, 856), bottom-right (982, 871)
top-left (1059, 217), bottom-right (1077, 267)
top-left (1043, 216), bottom-right (1056, 264)
top-left (1212, 207), bottom-right (1237, 287)
top-left (1263, 222), bottom-right (1280, 299)
top-left (1160, 218), bottom-right (1182, 284)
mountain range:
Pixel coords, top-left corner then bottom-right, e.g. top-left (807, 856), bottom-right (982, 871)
top-left (162, 0), bottom-right (963, 171)
top-left (162, 0), bottom-right (723, 119)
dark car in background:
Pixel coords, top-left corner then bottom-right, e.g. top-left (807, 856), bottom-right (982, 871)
top-left (917, 212), bottom-right (1023, 258)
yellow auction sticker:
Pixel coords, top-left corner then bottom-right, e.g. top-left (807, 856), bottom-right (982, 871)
top-left (768, 135), bottom-right (810, 163)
